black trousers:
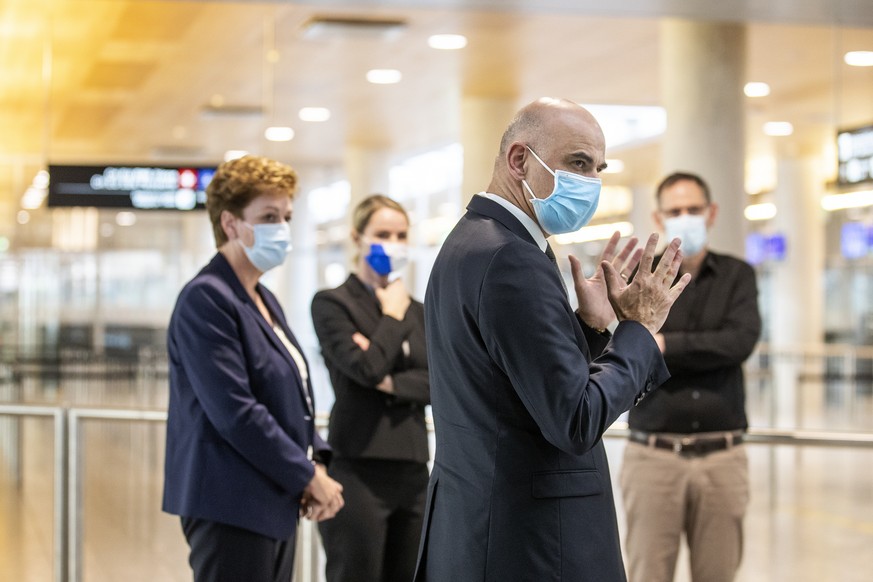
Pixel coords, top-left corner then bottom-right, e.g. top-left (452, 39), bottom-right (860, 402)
top-left (181, 516), bottom-right (296, 582)
top-left (319, 458), bottom-right (429, 582)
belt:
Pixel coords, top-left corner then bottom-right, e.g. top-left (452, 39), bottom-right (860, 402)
top-left (629, 430), bottom-right (743, 456)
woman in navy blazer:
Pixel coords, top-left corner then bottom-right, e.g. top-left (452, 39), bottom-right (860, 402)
top-left (163, 156), bottom-right (344, 582)
top-left (312, 195), bottom-right (430, 582)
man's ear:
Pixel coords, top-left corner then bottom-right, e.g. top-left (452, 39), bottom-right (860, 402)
top-left (506, 142), bottom-right (528, 181)
top-left (706, 202), bottom-right (719, 229)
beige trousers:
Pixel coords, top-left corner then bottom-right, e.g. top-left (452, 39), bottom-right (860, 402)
top-left (620, 441), bottom-right (749, 582)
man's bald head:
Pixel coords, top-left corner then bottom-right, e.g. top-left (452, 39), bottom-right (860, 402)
top-left (497, 98), bottom-right (602, 159)
top-left (486, 97), bottom-right (607, 224)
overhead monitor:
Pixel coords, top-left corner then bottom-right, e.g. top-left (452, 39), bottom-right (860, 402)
top-left (837, 124), bottom-right (873, 186)
top-left (48, 164), bottom-right (216, 210)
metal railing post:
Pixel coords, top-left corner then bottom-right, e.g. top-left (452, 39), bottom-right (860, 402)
top-left (0, 404), bottom-right (69, 582)
top-left (64, 407), bottom-right (169, 582)
top-left (55, 407), bottom-right (69, 582)
top-left (67, 409), bottom-right (82, 582)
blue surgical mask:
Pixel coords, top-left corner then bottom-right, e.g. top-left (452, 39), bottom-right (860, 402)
top-left (365, 242), bottom-right (408, 276)
top-left (664, 214), bottom-right (708, 256)
top-left (239, 221), bottom-right (292, 272)
top-left (522, 146), bottom-right (601, 235)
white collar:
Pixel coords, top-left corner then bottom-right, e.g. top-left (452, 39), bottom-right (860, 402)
top-left (477, 192), bottom-right (548, 252)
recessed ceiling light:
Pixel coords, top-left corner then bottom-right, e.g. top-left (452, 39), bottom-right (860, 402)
top-left (428, 34), bottom-right (467, 50)
top-left (116, 211), bottom-right (137, 227)
top-left (744, 82), bottom-right (770, 97)
top-left (17, 210), bottom-right (29, 225)
top-left (744, 203), bottom-right (777, 221)
top-left (264, 126), bottom-right (294, 142)
top-left (366, 69), bottom-right (402, 84)
top-left (299, 107), bottom-right (331, 122)
top-left (20, 186), bottom-right (45, 209)
top-left (821, 190), bottom-right (873, 211)
top-left (763, 121), bottom-right (793, 136)
top-left (33, 170), bottom-right (49, 189)
top-left (844, 51), bottom-right (873, 67)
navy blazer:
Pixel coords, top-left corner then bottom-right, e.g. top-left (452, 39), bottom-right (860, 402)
top-left (415, 196), bottom-right (669, 581)
top-left (163, 253), bottom-right (329, 540)
top-left (312, 274), bottom-right (430, 463)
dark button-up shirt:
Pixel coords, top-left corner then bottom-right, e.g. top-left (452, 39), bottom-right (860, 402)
top-left (628, 251), bottom-right (762, 433)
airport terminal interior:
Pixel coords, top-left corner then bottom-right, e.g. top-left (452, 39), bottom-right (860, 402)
top-left (1, 0), bottom-right (873, 580)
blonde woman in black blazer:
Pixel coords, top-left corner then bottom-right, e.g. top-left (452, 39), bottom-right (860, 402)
top-left (311, 195), bottom-right (430, 582)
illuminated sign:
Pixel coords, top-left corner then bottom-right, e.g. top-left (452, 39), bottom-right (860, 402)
top-left (841, 222), bottom-right (873, 259)
top-left (48, 164), bottom-right (216, 210)
top-left (837, 125), bottom-right (873, 186)
top-left (746, 232), bottom-right (787, 265)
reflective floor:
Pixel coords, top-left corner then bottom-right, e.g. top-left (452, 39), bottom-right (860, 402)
top-left (2, 416), bottom-right (873, 582)
top-left (607, 439), bottom-right (873, 582)
top-left (2, 355), bottom-right (873, 581)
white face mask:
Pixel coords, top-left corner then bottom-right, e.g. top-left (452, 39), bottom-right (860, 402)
top-left (239, 221), bottom-right (292, 272)
top-left (664, 214), bottom-right (708, 256)
top-left (364, 241), bottom-right (409, 276)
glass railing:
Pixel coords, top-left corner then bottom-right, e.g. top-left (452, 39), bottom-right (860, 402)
top-left (1, 344), bottom-right (872, 581)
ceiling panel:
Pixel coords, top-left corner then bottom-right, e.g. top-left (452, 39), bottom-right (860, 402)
top-left (54, 102), bottom-right (123, 141)
top-left (0, 0), bottom-right (871, 230)
top-left (83, 61), bottom-right (158, 90)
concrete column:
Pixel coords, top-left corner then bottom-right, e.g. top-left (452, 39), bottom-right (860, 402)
top-left (769, 156), bottom-right (826, 426)
top-left (342, 145), bottom-right (392, 272)
top-left (344, 145), bottom-right (392, 207)
top-left (461, 96), bottom-right (517, 203)
top-left (280, 166), bottom-right (327, 318)
top-left (661, 19), bottom-right (746, 258)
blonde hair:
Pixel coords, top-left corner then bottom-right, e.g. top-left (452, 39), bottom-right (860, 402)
top-left (205, 155), bottom-right (298, 246)
top-left (351, 195), bottom-right (409, 262)
top-left (352, 194), bottom-right (408, 235)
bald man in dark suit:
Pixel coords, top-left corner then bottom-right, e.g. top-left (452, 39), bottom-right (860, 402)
top-left (414, 98), bottom-right (690, 581)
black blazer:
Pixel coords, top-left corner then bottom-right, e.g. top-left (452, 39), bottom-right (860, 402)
top-left (163, 253), bottom-right (330, 540)
top-left (415, 196), bottom-right (669, 581)
top-left (311, 274), bottom-right (429, 463)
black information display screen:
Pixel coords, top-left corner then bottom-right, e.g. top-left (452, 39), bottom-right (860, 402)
top-left (48, 164), bottom-right (217, 210)
top-left (837, 125), bottom-right (873, 186)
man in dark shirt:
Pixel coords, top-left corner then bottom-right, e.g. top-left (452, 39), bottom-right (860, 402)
top-left (620, 172), bottom-right (761, 582)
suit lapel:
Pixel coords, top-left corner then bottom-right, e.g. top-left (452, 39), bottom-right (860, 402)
top-left (467, 196), bottom-right (591, 358)
top-left (468, 195), bottom-right (569, 296)
top-left (209, 253), bottom-right (314, 416)
top-left (344, 274), bottom-right (383, 332)
top-left (259, 288), bottom-right (315, 417)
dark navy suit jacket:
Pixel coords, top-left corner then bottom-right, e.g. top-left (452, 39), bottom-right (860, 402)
top-left (163, 253), bottom-right (329, 540)
top-left (415, 196), bottom-right (669, 581)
